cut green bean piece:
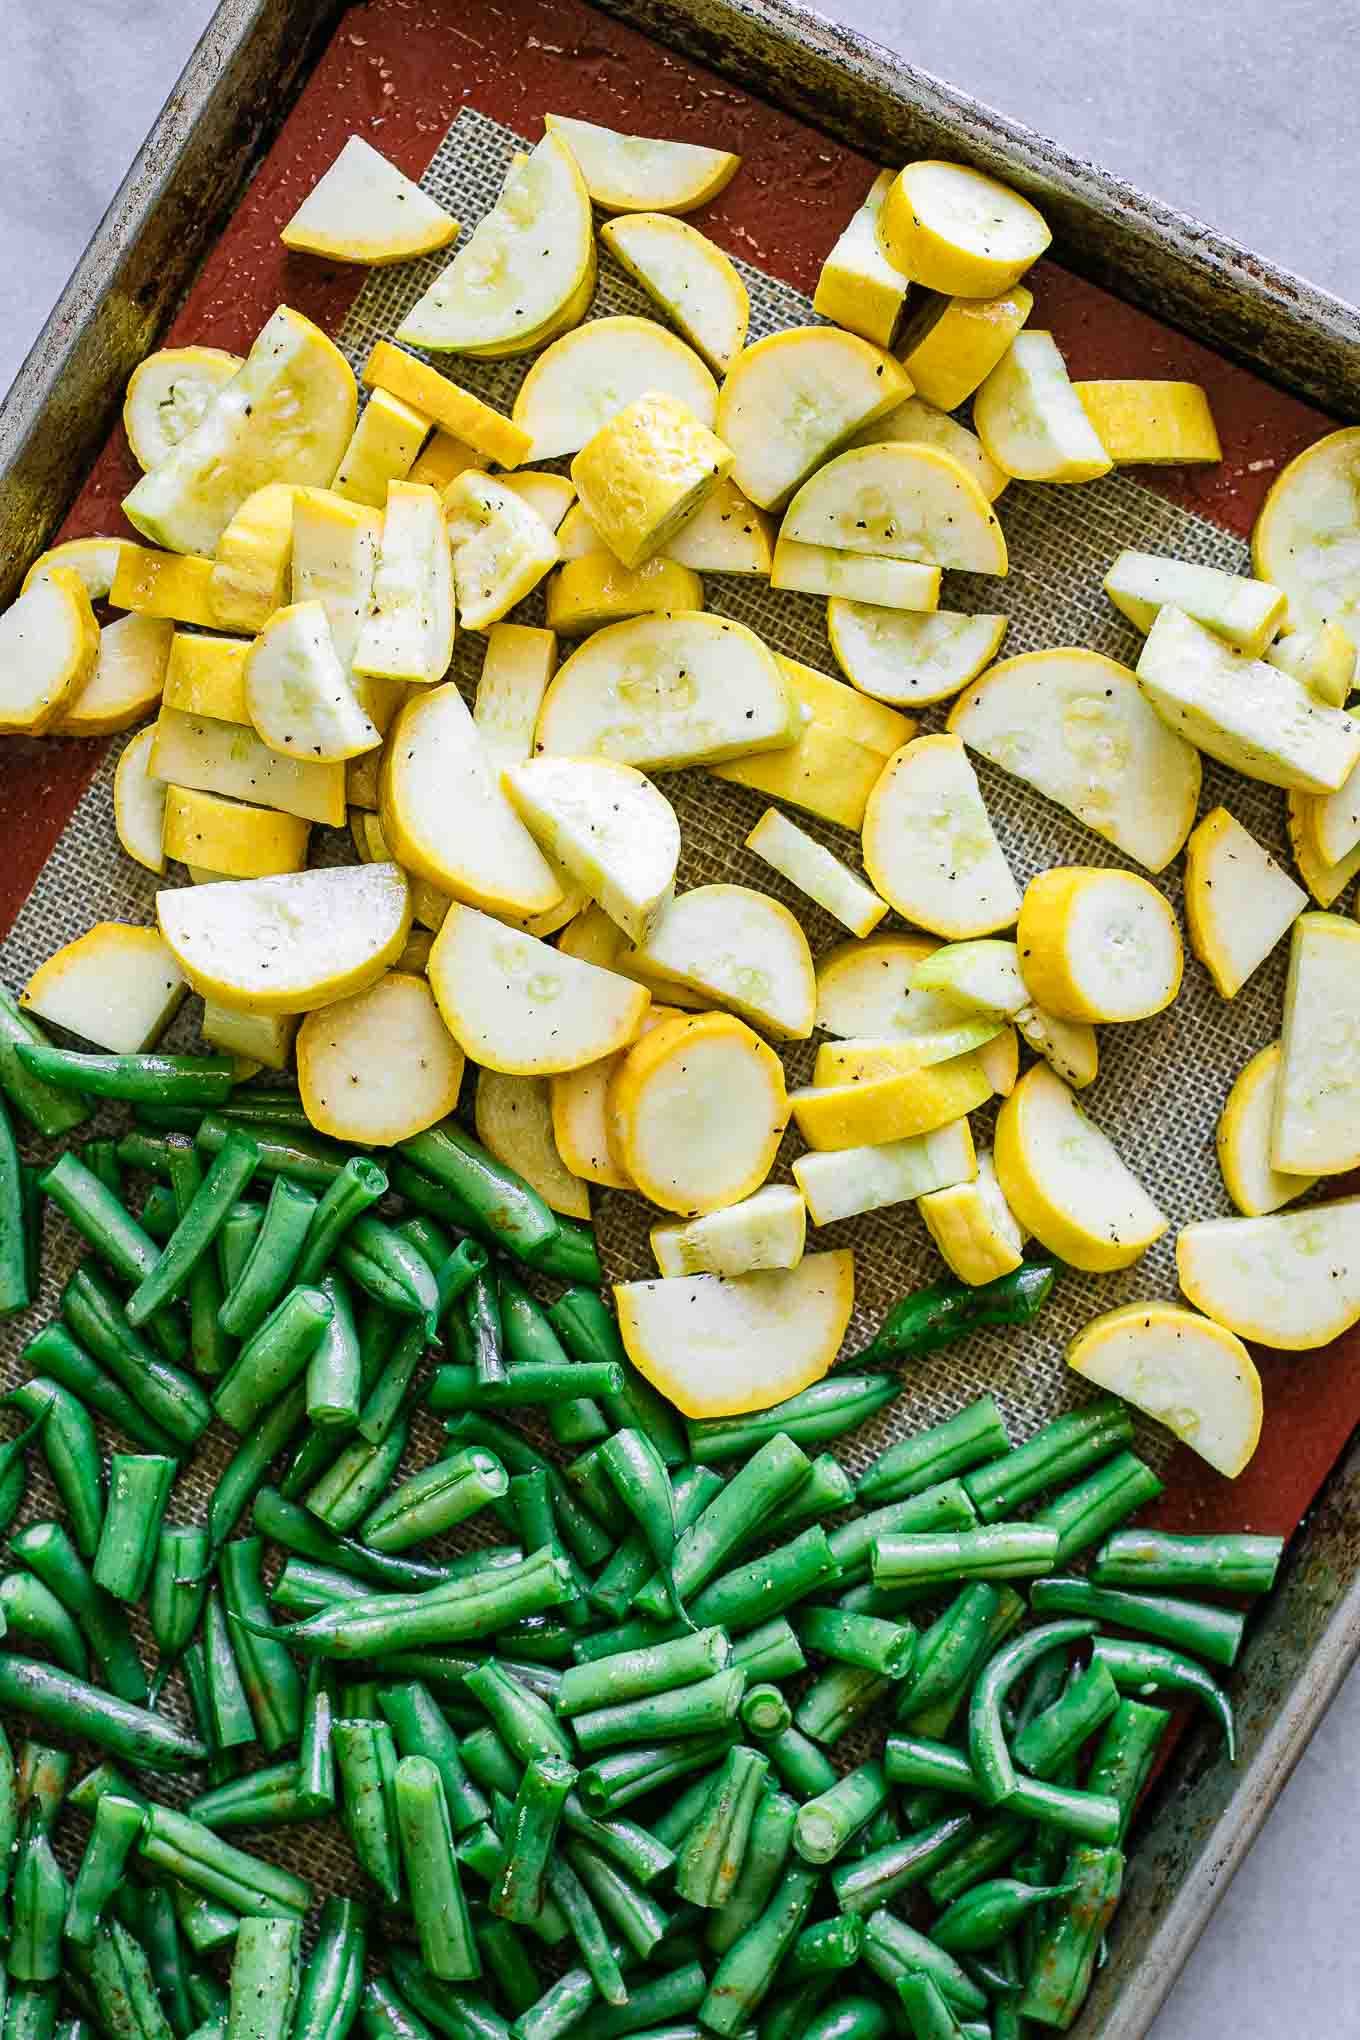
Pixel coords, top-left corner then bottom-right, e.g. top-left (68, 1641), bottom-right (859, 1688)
top-left (794, 1760), bottom-right (887, 1864)
top-left (12, 1519), bottom-right (148, 1701)
top-left (203, 1590), bottom-right (255, 1751)
top-left (209, 1382), bottom-right (308, 1558)
top-left (18, 1331), bottom-right (179, 1457)
top-left (544, 1854), bottom-right (626, 2005)
top-left (882, 1733), bottom-right (1120, 1844)
top-left (8, 1374), bottom-right (105, 1558)
top-left (686, 1375), bottom-right (898, 1462)
top-left (1030, 1450), bottom-right (1164, 1566)
top-left (89, 1920), bottom-right (170, 2040)
top-left (557, 1629), bottom-right (730, 1718)
top-left (856, 1396), bottom-right (1010, 1504)
top-left (1018, 1843), bottom-right (1124, 2029)
top-left (1012, 1659), bottom-right (1120, 1775)
top-left (794, 1660), bottom-right (890, 1745)
top-left (925, 1814), bottom-right (1031, 1906)
top-left (763, 1725), bottom-right (837, 1801)
top-left (126, 1131), bottom-right (260, 1325)
top-left (700, 1860), bottom-right (819, 2036)
top-left (493, 1753), bottom-right (576, 1926)
top-left (356, 1319), bottom-right (426, 1447)
top-left (633, 1434), bottom-right (810, 1619)
top-left (225, 1915), bottom-right (301, 2040)
top-left (292, 1895), bottom-right (366, 2040)
top-left (333, 1717), bottom-right (401, 1905)
top-left (676, 1744), bottom-right (768, 1907)
top-left (970, 1620), bottom-right (1096, 1806)
top-left (0, 991), bottom-right (91, 1136)
top-left (92, 1453), bottom-right (175, 1603)
top-left (0, 1090), bottom-right (31, 1315)
top-left (963, 1400), bottom-right (1133, 1521)
top-left (739, 1682), bottom-right (790, 1738)
top-left (198, 1114), bottom-right (348, 1186)
top-left (826, 1478), bottom-right (978, 1585)
top-left (577, 1731), bottom-right (739, 1815)
top-left (830, 1812), bottom-right (974, 1913)
top-left (363, 1448), bottom-right (509, 1554)
top-left (1034, 1573), bottom-right (1247, 1669)
top-left (64, 1261), bottom-right (216, 1443)
top-left (1085, 1699), bottom-right (1171, 1841)
top-left (218, 1175), bottom-right (320, 1342)
top-left (572, 1667), bottom-right (746, 1754)
top-left (935, 1874), bottom-right (1077, 1953)
top-left (293, 1156), bottom-right (389, 1285)
top-left (305, 1270), bottom-right (361, 1428)
top-left (799, 1605), bottom-right (917, 1678)
top-left (688, 1525), bottom-right (842, 1635)
top-left (731, 1619), bottom-right (805, 1685)
top-left (219, 1537), bottom-right (303, 1752)
top-left (564, 1839), bottom-right (668, 1959)
top-left (860, 1259), bottom-right (1058, 1368)
top-left (214, 1286), bottom-right (333, 1432)
top-left (395, 1754), bottom-right (479, 1980)
top-left (785, 1912), bottom-right (864, 1979)
top-left (706, 1785), bottom-right (796, 1957)
top-left (186, 1760), bottom-right (316, 1829)
top-left (380, 1681), bottom-right (489, 1836)
top-left (16, 1047), bottom-right (233, 1105)
top-left (897, 1585), bottom-right (1026, 1739)
top-left (0, 1572), bottom-right (87, 1675)
top-left (896, 1972), bottom-right (967, 2040)
top-left (872, 1523), bottom-right (1059, 1590)
top-left (10, 1826), bottom-right (66, 1981)
top-left (861, 1906), bottom-right (988, 2015)
top-left (546, 1288), bottom-right (686, 1466)
top-left (1093, 1528), bottom-right (1284, 1595)
top-left (1092, 1636), bottom-right (1236, 1759)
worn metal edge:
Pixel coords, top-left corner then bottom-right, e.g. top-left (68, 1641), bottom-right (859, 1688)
top-left (0, 0), bottom-right (343, 606)
top-left (597, 0), bottom-right (1360, 418)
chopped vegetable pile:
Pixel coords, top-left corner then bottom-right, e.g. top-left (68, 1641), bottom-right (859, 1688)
top-left (0, 100), bottom-right (1354, 2040)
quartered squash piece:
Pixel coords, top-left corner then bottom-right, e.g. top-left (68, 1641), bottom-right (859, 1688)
top-left (201, 1001), bottom-right (297, 1075)
top-left (949, 647), bottom-right (1201, 873)
top-left (1016, 867), bottom-right (1183, 1024)
top-left (813, 1019), bottom-right (1000, 1085)
top-left (289, 490), bottom-right (395, 727)
top-left (473, 623), bottom-right (558, 763)
top-left (661, 477), bottom-right (773, 575)
top-left (281, 136), bottom-right (459, 264)
top-left (600, 212), bottom-right (749, 375)
top-left (210, 483), bottom-right (298, 634)
top-left (112, 726), bottom-right (168, 875)
top-left (158, 863), bottom-right (411, 1015)
top-left (854, 395), bottom-right (1009, 501)
top-left (504, 756), bottom-right (680, 946)
top-left (162, 786), bottom-right (310, 880)
top-left (1273, 911), bottom-right (1360, 1175)
top-left (782, 443), bottom-right (1007, 575)
top-left (1068, 1302), bottom-right (1262, 1478)
top-left (973, 332), bottom-right (1112, 484)
top-left (1265, 620), bottom-right (1356, 709)
top-left (122, 347), bottom-right (242, 472)
top-left (862, 733), bottom-right (1020, 940)
top-left (513, 317), bottom-right (719, 464)
top-left (536, 611), bottom-right (798, 769)
top-left (1136, 605), bottom-right (1360, 794)
top-left (1183, 807), bottom-right (1305, 998)
top-left (1074, 380), bottom-right (1220, 465)
top-left (397, 132), bottom-right (593, 356)
top-left (791, 1053), bottom-right (992, 1149)
top-left (1102, 549), bottom-right (1285, 657)
top-left (994, 1063), bottom-right (1167, 1272)
top-left (298, 971), bottom-right (464, 1145)
top-left (628, 884), bottom-right (816, 1041)
top-left (717, 327), bottom-right (911, 512)
top-left (814, 934), bottom-right (957, 1040)
top-left (794, 1119), bottom-right (975, 1227)
top-left (897, 286), bottom-right (1033, 413)
top-left (475, 1070), bottom-right (590, 1220)
top-left (363, 342), bottom-right (530, 468)
top-left (245, 601), bottom-right (380, 763)
top-left (572, 393), bottom-right (733, 569)
top-left (110, 546), bottom-right (222, 630)
top-left (1286, 791), bottom-right (1360, 908)
top-left (161, 632), bottom-right (250, 724)
top-left (614, 1252), bottom-right (855, 1419)
top-left (123, 307), bottom-right (357, 556)
top-left (0, 568), bottom-right (100, 733)
top-left (382, 681), bottom-right (561, 919)
top-left (150, 708), bottom-right (345, 827)
top-left (1251, 425), bottom-right (1360, 641)
top-left (812, 171), bottom-right (909, 348)
top-left (828, 601), bottom-right (1007, 708)
top-left (1216, 1043), bottom-right (1318, 1218)
top-left (354, 482), bottom-right (455, 686)
top-left (543, 113), bottom-right (739, 214)
top-left (745, 808), bottom-right (887, 938)
top-left (428, 903), bottom-right (649, 1075)
top-left (444, 471), bottom-right (560, 629)
top-left (919, 1149), bottom-right (1026, 1286)
top-left (712, 654), bottom-right (911, 831)
top-left (333, 389), bottom-right (431, 508)
top-left (1176, 1199), bottom-right (1360, 1351)
top-left (770, 540), bottom-right (941, 611)
top-left (878, 161), bottom-right (1050, 297)
top-left (56, 612), bottom-right (173, 738)
top-left (651, 1185), bottom-right (807, 1278)
top-left (24, 923), bottom-right (187, 1052)
top-left (609, 1011), bottom-right (789, 1217)
top-left (546, 554), bottom-right (704, 636)
top-left (22, 536), bottom-right (130, 604)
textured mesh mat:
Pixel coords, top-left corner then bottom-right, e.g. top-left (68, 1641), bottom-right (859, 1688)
top-left (0, 108), bottom-right (1310, 1897)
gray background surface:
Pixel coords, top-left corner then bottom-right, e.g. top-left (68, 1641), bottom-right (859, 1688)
top-left (1, 2), bottom-right (1358, 2031)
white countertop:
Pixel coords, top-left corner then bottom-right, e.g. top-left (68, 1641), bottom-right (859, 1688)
top-left (2, 4), bottom-right (1357, 2031)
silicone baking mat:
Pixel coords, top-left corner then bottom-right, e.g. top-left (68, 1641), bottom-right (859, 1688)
top-left (0, 0), bottom-right (1354, 1876)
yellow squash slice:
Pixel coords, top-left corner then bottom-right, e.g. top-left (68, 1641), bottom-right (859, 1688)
top-left (813, 1019), bottom-right (1001, 1084)
top-left (428, 903), bottom-right (648, 1075)
top-left (1102, 549), bottom-right (1285, 657)
top-left (23, 923), bottom-right (186, 1052)
top-left (745, 808), bottom-right (886, 938)
top-left (112, 726), bottom-right (168, 875)
top-left (828, 601), bottom-right (1007, 708)
top-left (161, 632), bottom-right (250, 724)
top-left (122, 347), bottom-right (242, 472)
top-left (500, 472), bottom-right (577, 534)
top-left (1183, 806), bottom-right (1305, 998)
top-left (814, 934), bottom-right (957, 1040)
top-left (1017, 866), bottom-right (1183, 1023)
top-left (289, 491), bottom-right (393, 726)
top-left (862, 733), bottom-right (1020, 939)
top-left (1217, 1043), bottom-right (1318, 1218)
top-left (572, 393), bottom-right (732, 570)
top-left (1073, 381), bottom-right (1221, 465)
top-left (56, 613), bottom-right (173, 738)
top-left (246, 601), bottom-right (380, 763)
top-left (919, 1149), bottom-right (1026, 1286)
top-left (363, 343), bottom-right (530, 469)
top-left (354, 481), bottom-right (455, 687)
top-left (1273, 911), bottom-right (1360, 1175)
top-left (162, 786), bottom-right (310, 880)
top-left (201, 1001), bottom-right (297, 1074)
top-left (651, 1184), bottom-right (807, 1278)
top-left (1287, 790), bottom-right (1360, 908)
top-left (110, 547), bottom-right (222, 630)
top-left (1068, 1302), bottom-right (1262, 1478)
top-left (771, 540), bottom-right (940, 611)
top-left (910, 937), bottom-right (1099, 1091)
top-left (150, 708), bottom-right (345, 828)
top-left (973, 332), bottom-right (1112, 484)
top-left (661, 477), bottom-right (773, 575)
top-left (298, 971), bottom-right (464, 1144)
top-left (712, 654), bottom-right (911, 830)
top-left (444, 471), bottom-right (560, 629)
top-left (475, 1071), bottom-right (590, 1221)
top-left (281, 136), bottom-right (458, 264)
top-left (1251, 426), bottom-right (1360, 641)
top-left (600, 212), bottom-right (748, 376)
top-left (512, 317), bottom-right (718, 464)
top-left (717, 327), bottom-right (911, 512)
top-left (978, 1025), bottom-right (1019, 1098)
top-left (949, 648), bottom-right (1201, 873)
top-left (157, 862), bottom-right (411, 1015)
top-left (210, 482), bottom-right (298, 634)
top-left (994, 1063), bottom-right (1167, 1272)
top-left (1266, 620), bottom-right (1356, 709)
top-left (609, 1011), bottom-right (789, 1217)
top-left (473, 624), bottom-right (558, 762)
top-left (853, 396), bottom-right (1009, 502)
top-left (812, 171), bottom-right (909, 348)
top-left (22, 536), bottom-right (130, 604)
top-left (546, 554), bottom-right (704, 636)
top-left (793, 1119), bottom-right (975, 1226)
top-left (543, 113), bottom-right (739, 214)
top-left (897, 286), bottom-right (1032, 413)
top-left (879, 161), bottom-right (1050, 297)
top-left (791, 1053), bottom-right (992, 1150)
top-left (0, 567), bottom-right (100, 733)
top-left (504, 756), bottom-right (680, 946)
top-left (782, 443), bottom-right (1007, 575)
top-left (333, 389), bottom-right (431, 509)
top-left (397, 132), bottom-right (592, 356)
top-left (1177, 1199), bottom-right (1360, 1352)
top-left (629, 883), bottom-right (816, 1041)
top-left (614, 1252), bottom-right (855, 1419)
top-left (123, 307), bottom-right (356, 556)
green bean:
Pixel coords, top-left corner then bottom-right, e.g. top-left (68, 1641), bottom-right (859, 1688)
top-left (970, 1621), bottom-right (1097, 1806)
top-left (344, 1215), bottom-right (440, 1323)
top-left (873, 1524), bottom-right (1059, 1591)
top-left (459, 1268), bottom-right (506, 1388)
top-left (573, 1668), bottom-right (747, 1754)
top-left (1092, 1635), bottom-right (1236, 1757)
top-left (355, 1321), bottom-right (425, 1447)
top-left (598, 1429), bottom-right (683, 1618)
top-left (633, 1434), bottom-right (812, 1620)
top-left (225, 1915), bottom-right (300, 2040)
top-left (1085, 1699), bottom-right (1171, 1841)
top-left (293, 1156), bottom-right (389, 1285)
top-left (1015, 1640), bottom-right (1075, 1739)
top-left (379, 1681), bottom-right (490, 1836)
top-left (675, 1744), bottom-right (768, 1906)
top-left (784, 1912), bottom-right (864, 1979)
top-left (219, 1538), bottom-right (302, 1752)
top-left (9, 1826), bottom-right (66, 1980)
top-left (38, 1150), bottom-right (163, 1281)
top-left (761, 1724), bottom-right (836, 1801)
top-left (856, 1397), bottom-right (1010, 1505)
top-left (577, 1731), bottom-right (739, 1814)
top-left (64, 1264), bottom-right (214, 1445)
top-left (0, 1091), bottom-right (30, 1315)
top-left (794, 1660), bottom-right (890, 1745)
top-left (700, 1860), bottom-right (819, 2036)
top-left (564, 1842), bottom-right (666, 1962)
top-left (339, 1245), bottom-right (417, 1323)
top-left (255, 1484), bottom-right (460, 1589)
top-left (926, 1815), bottom-right (1031, 1906)
top-left (209, 1383), bottom-right (308, 1558)
top-left (558, 1629), bottom-right (731, 1717)
top-left (687, 1525), bottom-right (842, 1637)
top-left (16, 1047), bottom-right (232, 1106)
top-left (1030, 1451), bottom-right (1164, 1566)
top-left (88, 1919), bottom-right (168, 2040)
top-left (430, 1362), bottom-right (622, 1412)
top-left (728, 1619), bottom-right (804, 1686)
top-left (466, 1660), bottom-right (572, 1764)
top-left (387, 1953), bottom-right (512, 2040)
top-left (126, 1132), bottom-right (260, 1326)
top-left (218, 1177), bottom-right (319, 1341)
top-left (963, 1400), bottom-right (1133, 1522)
top-left (443, 1414), bottom-right (613, 1570)
top-left (898, 1586), bottom-right (1026, 1738)
top-left (20, 1328), bottom-right (179, 1458)
top-left (755, 1453), bottom-right (854, 1544)
top-left (739, 1683), bottom-right (790, 1738)
top-left (0, 1413), bottom-right (39, 1547)
top-left (826, 1478), bottom-right (979, 1586)
top-left (396, 1123), bottom-right (557, 1258)
top-left (861, 1906), bottom-right (988, 2015)
top-left (8, 1375), bottom-right (105, 1554)
top-left (1012, 1659), bottom-right (1120, 1776)
top-left (794, 1760), bottom-right (887, 1864)
top-left (860, 1259), bottom-right (1058, 1367)
top-left (499, 1273), bottom-right (604, 1444)
top-left (363, 1448), bottom-right (509, 1554)
top-left (1040, 1575), bottom-right (1245, 1672)
top-left (1094, 1528), bottom-right (1284, 1595)
top-left (394, 1755), bottom-right (478, 1980)
top-left (1018, 1843), bottom-right (1124, 2028)
top-left (701, 1785), bottom-right (794, 1958)
top-left (185, 1761), bottom-right (315, 1830)
top-left (197, 1115), bottom-right (347, 1187)
top-left (493, 1753), bottom-right (576, 1925)
top-left (798, 1605), bottom-right (917, 1678)
top-left (831, 1812), bottom-right (975, 1913)
top-left (148, 1525), bottom-right (210, 1666)
top-left (180, 1638), bottom-right (235, 1792)
top-left (291, 1895), bottom-right (365, 2040)
top-left (0, 1722), bottom-right (17, 1903)
top-left (267, 1552), bottom-right (572, 1659)
top-left (0, 1573), bottom-right (87, 1676)
top-left (546, 1289), bottom-right (686, 1466)
top-left (331, 1718), bottom-right (402, 1904)
top-left (83, 1137), bottom-right (122, 1199)
top-left (16, 1741), bottom-right (69, 1835)
top-left (535, 1214), bottom-right (600, 1285)
top-left (218, 1087), bottom-right (311, 1130)
top-left (895, 1973), bottom-right (967, 2040)
top-left (215, 1286), bottom-right (333, 1433)
top-left (141, 1805), bottom-right (309, 1919)
top-left (305, 1271), bottom-right (362, 1428)
top-left (93, 1453), bottom-right (175, 1602)
top-left (564, 1448), bottom-right (631, 1539)
top-left (5, 1985), bottom-right (59, 2040)
top-left (0, 991), bottom-right (90, 1136)
top-left (540, 1855), bottom-right (626, 2006)
top-left (293, 1659), bottom-right (338, 1813)
top-left (217, 1205), bottom-right (263, 1295)
top-left (684, 1375), bottom-right (897, 1464)
top-left (935, 1874), bottom-right (1077, 1952)
top-left (203, 1589), bottom-right (256, 1750)
top-left (510, 1471), bottom-right (592, 1628)
top-left (139, 1883), bottom-right (196, 2039)
top-left (116, 1127), bottom-right (178, 1176)
top-left (799, 1996), bottom-right (888, 2040)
